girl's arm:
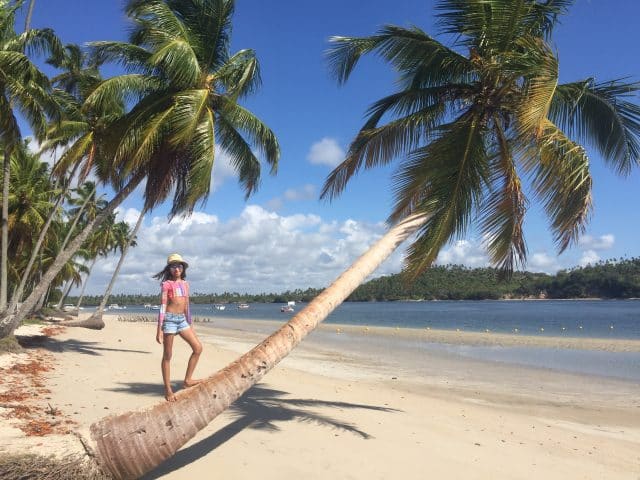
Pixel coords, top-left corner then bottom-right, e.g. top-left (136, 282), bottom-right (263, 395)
top-left (158, 282), bottom-right (168, 327)
top-left (185, 281), bottom-right (192, 325)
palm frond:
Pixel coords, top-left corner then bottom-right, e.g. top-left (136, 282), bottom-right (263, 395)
top-left (180, 110), bottom-right (216, 213)
top-left (51, 132), bottom-right (94, 179)
top-left (480, 118), bottom-right (527, 275)
top-left (550, 78), bottom-right (640, 175)
top-left (216, 98), bottom-right (280, 172)
top-left (148, 38), bottom-right (201, 89)
top-left (526, 120), bottom-right (592, 252)
top-left (390, 112), bottom-right (488, 279)
top-left (327, 25), bottom-right (472, 86)
top-left (435, 0), bottom-right (571, 52)
top-left (216, 113), bottom-right (262, 198)
top-left (320, 102), bottom-right (446, 201)
top-left (215, 49), bottom-right (261, 100)
top-left (167, 88), bottom-right (209, 148)
top-left (169, 0), bottom-right (234, 71)
top-left (89, 41), bottom-right (153, 72)
top-left (116, 102), bottom-right (175, 173)
top-left (126, 0), bottom-right (190, 44)
top-left (83, 74), bottom-right (162, 113)
top-left (514, 35), bottom-right (558, 139)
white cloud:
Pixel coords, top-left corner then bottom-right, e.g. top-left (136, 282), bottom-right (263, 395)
top-left (306, 138), bottom-right (344, 167)
top-left (283, 184), bottom-right (316, 201)
top-left (266, 184), bottom-right (317, 211)
top-left (115, 207), bottom-right (144, 227)
top-left (72, 206), bottom-right (405, 296)
top-left (528, 252), bottom-right (561, 273)
top-left (578, 234), bottom-right (614, 250)
top-left (579, 249), bottom-right (600, 267)
top-left (436, 240), bottom-right (489, 268)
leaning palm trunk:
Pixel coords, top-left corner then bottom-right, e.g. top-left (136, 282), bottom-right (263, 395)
top-left (59, 314), bottom-right (105, 330)
top-left (87, 213), bottom-right (427, 479)
top-left (76, 258), bottom-right (97, 310)
top-left (0, 170), bottom-right (145, 338)
top-left (90, 210), bottom-right (145, 325)
top-left (0, 146), bottom-right (10, 310)
top-left (56, 280), bottom-right (75, 310)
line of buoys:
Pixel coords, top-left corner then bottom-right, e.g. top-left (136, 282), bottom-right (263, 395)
top-left (116, 315), bottom-right (212, 323)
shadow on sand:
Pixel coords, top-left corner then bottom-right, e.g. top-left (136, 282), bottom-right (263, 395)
top-left (124, 384), bottom-right (401, 479)
top-left (17, 335), bottom-right (151, 356)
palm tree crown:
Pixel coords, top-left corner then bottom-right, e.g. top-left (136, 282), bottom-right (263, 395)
top-left (86, 0), bottom-right (280, 217)
top-left (322, 0), bottom-right (640, 278)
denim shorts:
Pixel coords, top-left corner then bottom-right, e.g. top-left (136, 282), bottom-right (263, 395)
top-left (162, 312), bottom-right (190, 334)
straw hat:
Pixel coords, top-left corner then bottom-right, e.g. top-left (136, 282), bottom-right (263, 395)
top-left (166, 253), bottom-right (188, 268)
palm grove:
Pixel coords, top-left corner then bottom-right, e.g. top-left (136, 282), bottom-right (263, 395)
top-left (0, 1), bottom-right (639, 478)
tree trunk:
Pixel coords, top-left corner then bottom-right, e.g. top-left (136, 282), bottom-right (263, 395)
top-left (76, 258), bottom-right (97, 310)
top-left (0, 146), bottom-right (10, 311)
top-left (88, 213), bottom-right (427, 479)
top-left (90, 210), bottom-right (145, 325)
top-left (59, 182), bottom-right (97, 256)
top-left (0, 170), bottom-right (145, 338)
top-left (24, 0), bottom-right (36, 32)
top-left (55, 279), bottom-right (74, 310)
top-left (59, 314), bottom-right (105, 330)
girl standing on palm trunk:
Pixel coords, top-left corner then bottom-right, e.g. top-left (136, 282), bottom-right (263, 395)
top-left (153, 253), bottom-right (203, 401)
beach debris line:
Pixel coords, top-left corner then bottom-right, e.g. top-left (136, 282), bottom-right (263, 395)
top-left (0, 328), bottom-right (76, 437)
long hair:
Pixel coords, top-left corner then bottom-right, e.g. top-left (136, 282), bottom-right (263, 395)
top-left (153, 264), bottom-right (188, 282)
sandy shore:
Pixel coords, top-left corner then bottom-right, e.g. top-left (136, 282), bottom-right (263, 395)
top-left (1, 313), bottom-right (639, 479)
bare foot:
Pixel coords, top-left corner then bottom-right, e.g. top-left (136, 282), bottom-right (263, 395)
top-left (165, 390), bottom-right (177, 402)
top-left (183, 379), bottom-right (203, 388)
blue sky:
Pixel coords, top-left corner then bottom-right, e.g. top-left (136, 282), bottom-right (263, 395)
top-left (18, 0), bottom-right (640, 296)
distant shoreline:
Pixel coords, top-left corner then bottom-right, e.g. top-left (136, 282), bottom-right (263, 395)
top-left (75, 296), bottom-right (640, 308)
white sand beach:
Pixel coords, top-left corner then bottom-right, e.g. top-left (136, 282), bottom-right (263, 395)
top-left (1, 313), bottom-right (639, 479)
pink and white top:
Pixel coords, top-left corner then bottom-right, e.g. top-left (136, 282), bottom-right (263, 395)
top-left (157, 279), bottom-right (191, 326)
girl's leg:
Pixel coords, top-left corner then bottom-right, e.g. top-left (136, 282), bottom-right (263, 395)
top-left (179, 327), bottom-right (203, 388)
top-left (162, 333), bottom-right (177, 401)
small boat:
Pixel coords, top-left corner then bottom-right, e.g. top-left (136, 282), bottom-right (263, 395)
top-left (143, 303), bottom-right (152, 309)
top-left (213, 304), bottom-right (226, 311)
top-left (151, 305), bottom-right (160, 310)
top-left (108, 304), bottom-right (126, 310)
top-left (237, 303), bottom-right (249, 310)
top-left (280, 305), bottom-right (294, 313)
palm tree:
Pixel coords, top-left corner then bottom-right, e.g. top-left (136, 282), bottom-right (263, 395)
top-left (73, 214), bottom-right (119, 311)
top-left (90, 213), bottom-right (141, 326)
top-left (321, 0), bottom-right (639, 279)
top-left (0, 0), bottom-right (61, 310)
top-left (5, 44), bottom-right (103, 317)
top-left (66, 215), bottom-right (141, 330)
top-left (0, 0), bottom-right (279, 337)
top-left (83, 1), bottom-right (639, 478)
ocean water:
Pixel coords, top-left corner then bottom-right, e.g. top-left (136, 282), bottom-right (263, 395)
top-left (119, 299), bottom-right (640, 381)
top-left (172, 299), bottom-right (639, 339)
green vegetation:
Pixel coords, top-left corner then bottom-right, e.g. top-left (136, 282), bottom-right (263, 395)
top-left (66, 257), bottom-right (640, 305)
